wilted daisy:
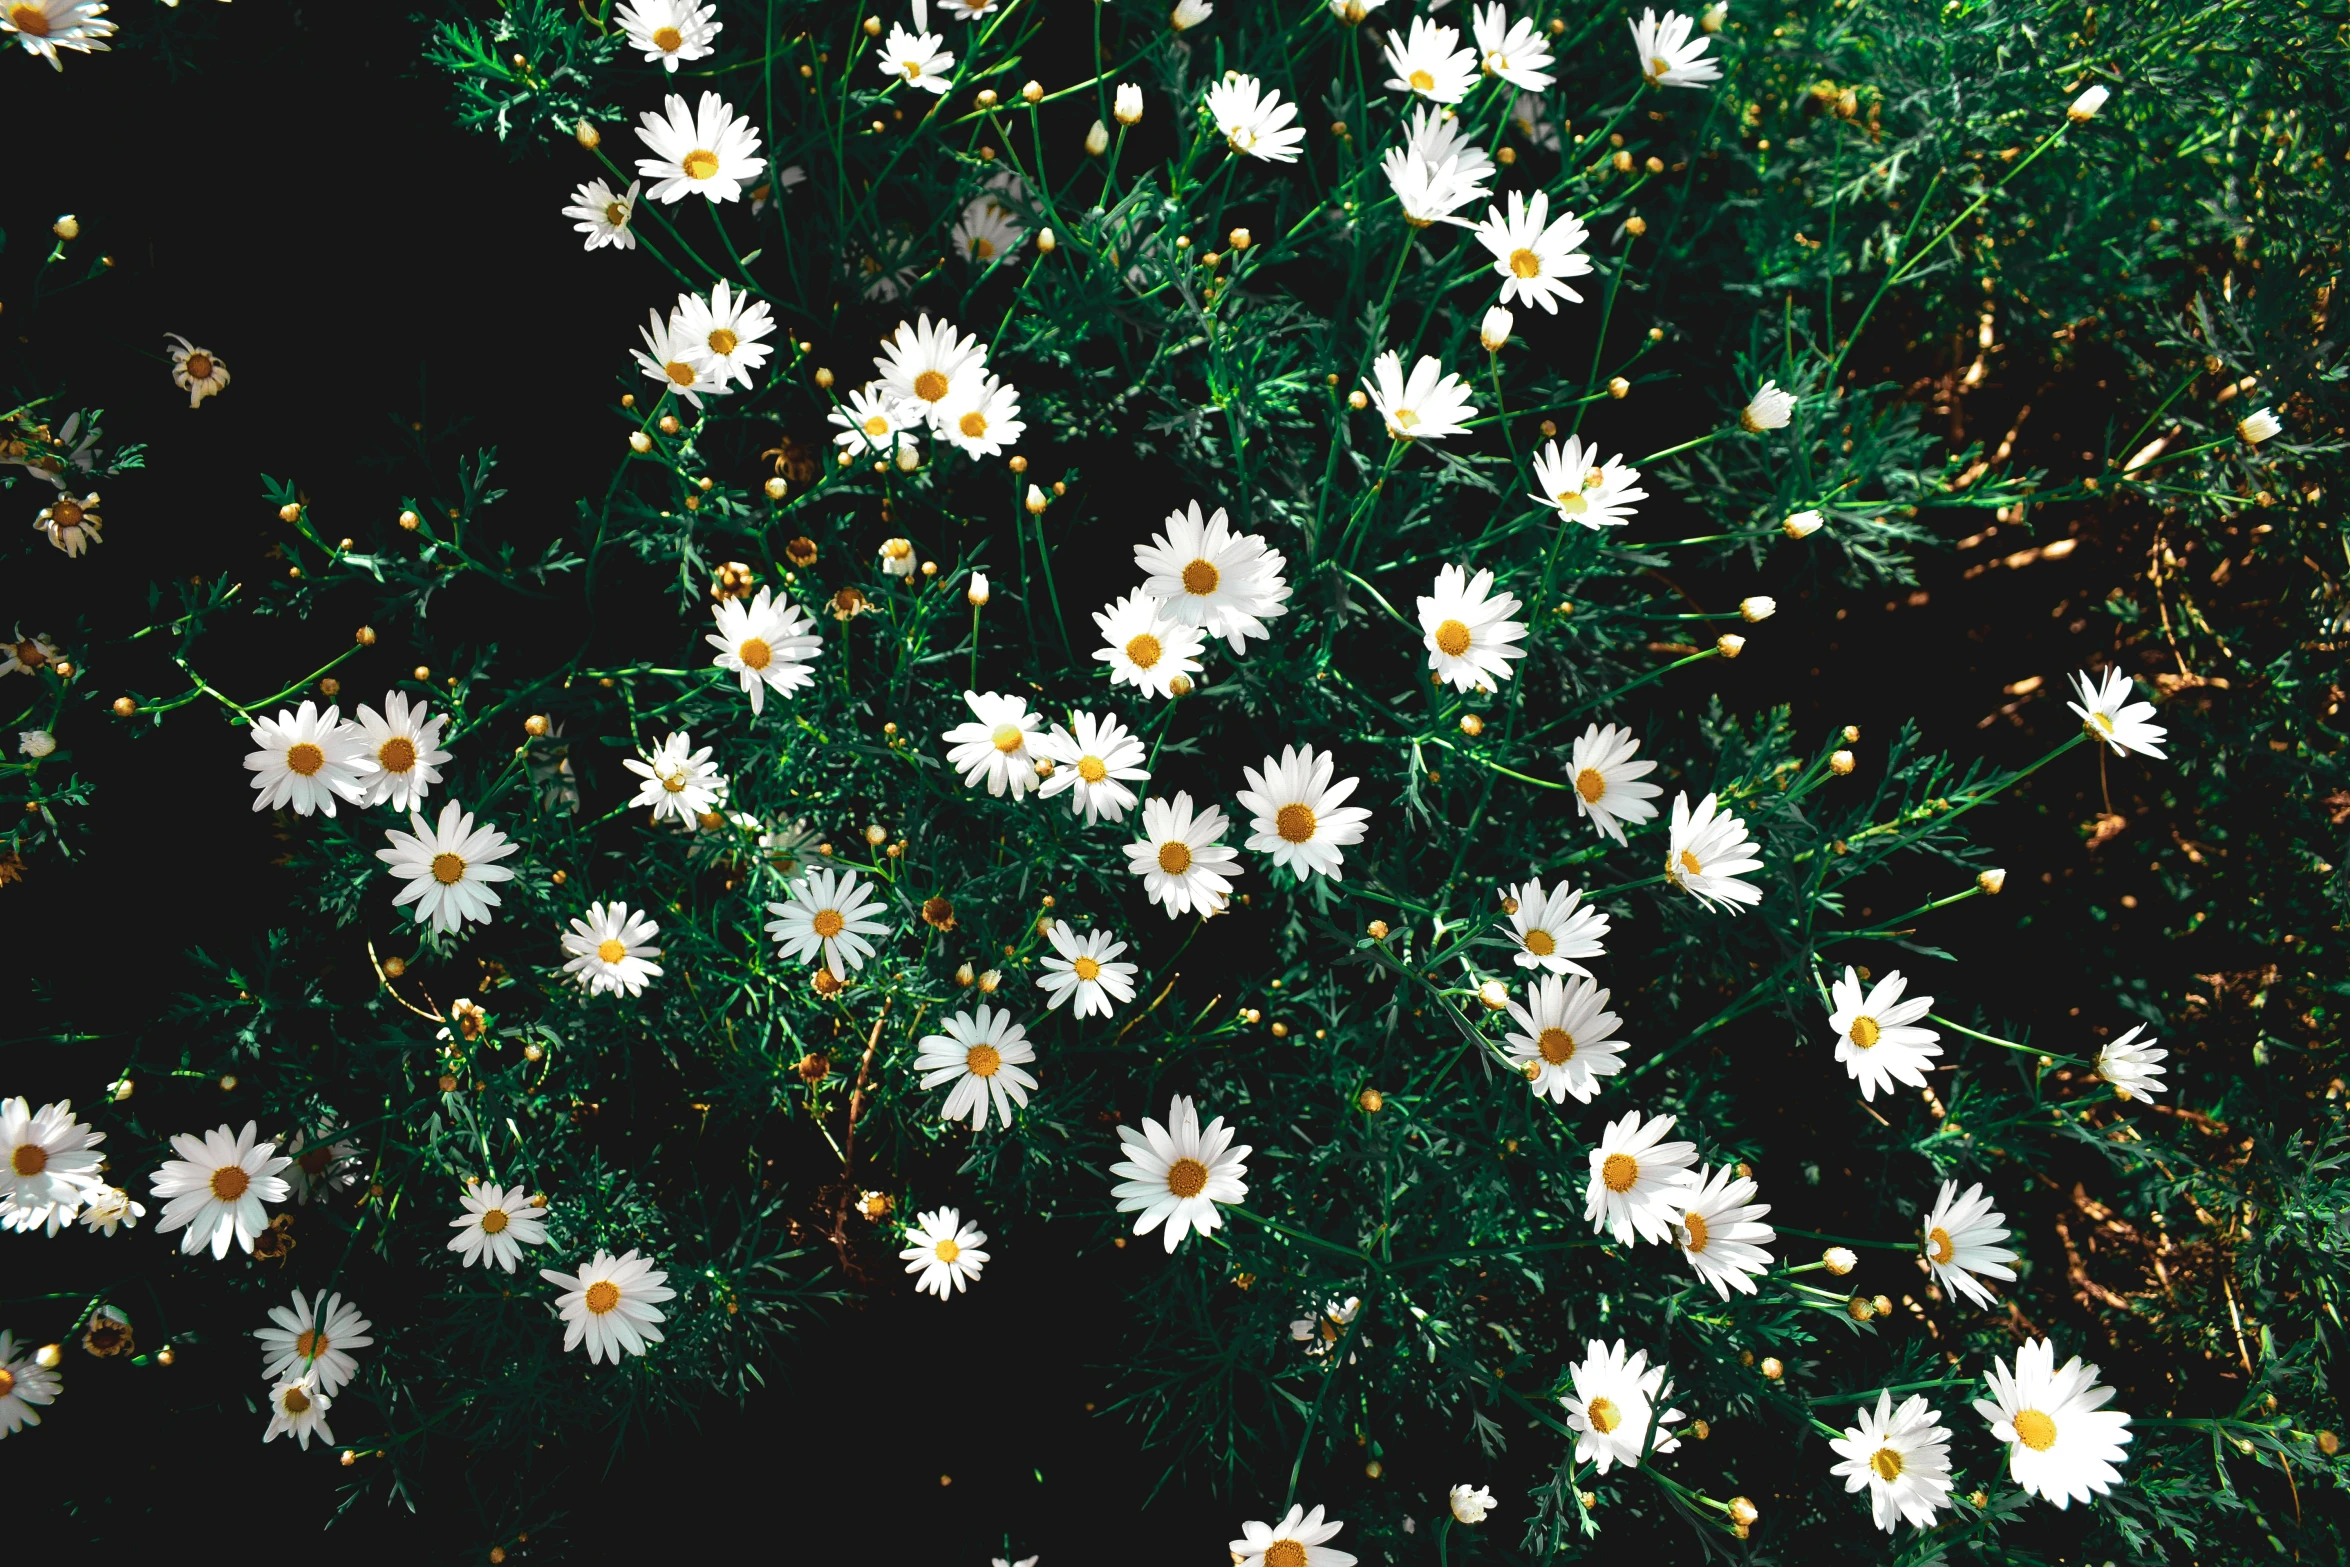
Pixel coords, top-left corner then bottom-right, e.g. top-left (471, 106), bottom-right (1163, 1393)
top-left (624, 731), bottom-right (727, 826)
top-left (674, 280), bottom-right (775, 389)
top-left (166, 332), bottom-right (229, 406)
top-left (448, 1180), bottom-right (550, 1272)
top-left (1036, 921), bottom-right (1138, 1019)
top-left (76, 1186), bottom-right (143, 1236)
top-left (900, 1207), bottom-right (990, 1297)
top-left (2095, 1023), bottom-right (2168, 1100)
top-left (1134, 501), bottom-right (1292, 653)
top-left (953, 197), bottom-right (1025, 264)
top-left (1674, 1165), bottom-right (1775, 1298)
top-left (1472, 3), bottom-right (1554, 89)
top-left (1418, 564), bottom-right (1527, 691)
top-left (1400, 104), bottom-right (1495, 189)
top-left (1039, 710), bottom-right (1150, 825)
top-left (766, 866), bottom-right (890, 982)
top-left (1826, 966), bottom-right (1942, 1099)
top-left (1, 629), bottom-right (58, 679)
top-left (874, 313), bottom-right (990, 425)
top-left (1381, 145), bottom-right (1490, 228)
top-left (1125, 793), bottom-right (1243, 917)
top-left (542, 1250), bottom-right (675, 1364)
top-left (1093, 589), bottom-right (1206, 699)
top-left (31, 490), bottom-right (98, 556)
top-left (1584, 1110), bottom-right (1697, 1244)
top-left (0, 1331), bottom-right (58, 1439)
top-left (1829, 1392), bottom-right (1954, 1532)
top-left (615, 0), bottom-right (718, 72)
top-left (284, 1121), bottom-right (359, 1205)
top-left (1383, 16), bottom-right (1477, 101)
top-left (244, 701), bottom-right (367, 817)
top-left (1474, 190), bottom-right (1591, 312)
top-left (1974, 1338), bottom-right (2133, 1507)
top-left (256, 1289), bottom-right (372, 1398)
top-left (915, 1006), bottom-right (1038, 1131)
top-left (149, 1121), bottom-right (291, 1259)
top-left (1569, 723), bottom-right (1663, 841)
top-left (1239, 745), bottom-right (1372, 881)
top-left (1504, 975), bottom-right (1628, 1104)
top-left (1921, 1179), bottom-right (2018, 1308)
top-left (633, 91), bottom-right (763, 203)
top-left (1207, 73), bottom-right (1304, 163)
top-left (936, 373), bottom-right (1026, 457)
top-left (1530, 437), bottom-right (1646, 531)
top-left (1664, 792), bottom-right (1763, 912)
top-left (1364, 351), bottom-right (1477, 441)
top-left (708, 586), bottom-right (822, 715)
top-left (1230, 1505), bottom-right (1356, 1567)
top-left (1739, 378), bottom-right (1796, 431)
top-left (377, 801), bottom-right (519, 933)
top-left (560, 901), bottom-right (665, 997)
top-left (635, 308), bottom-right (728, 408)
top-left (943, 690), bottom-right (1046, 798)
top-left (1504, 877), bottom-right (1610, 975)
top-left (830, 383), bottom-right (922, 454)
top-left (1629, 7), bottom-right (1719, 87)
top-left (3, 0), bottom-right (114, 69)
top-left (0, 1097), bottom-right (101, 1220)
top-left (879, 22), bottom-right (954, 92)
top-left (1109, 1093), bottom-right (1251, 1252)
top-left (262, 1376), bottom-right (333, 1449)
top-left (2066, 666), bottom-right (2167, 759)
top-left (350, 692), bottom-right (450, 813)
top-left (1563, 1339), bottom-right (1680, 1473)
top-left (878, 536), bottom-right (917, 576)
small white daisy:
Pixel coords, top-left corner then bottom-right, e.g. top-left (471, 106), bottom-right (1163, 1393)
top-left (953, 197), bottom-right (1026, 264)
top-left (1036, 921), bottom-right (1138, 1020)
top-left (1568, 723), bottom-right (1663, 841)
top-left (1382, 16), bottom-right (1477, 102)
top-left (1238, 745), bottom-right (1372, 881)
top-left (284, 1121), bottom-right (360, 1205)
top-left (830, 383), bottom-right (924, 454)
top-left (942, 690), bottom-right (1047, 799)
top-left (563, 177), bottom-right (641, 251)
top-left (542, 1249), bottom-right (676, 1364)
top-left (633, 91), bottom-right (764, 204)
top-left (935, 372), bottom-right (1026, 457)
top-left (148, 1121), bottom-right (292, 1259)
top-left (707, 586), bottom-right (822, 715)
top-left (1583, 1109), bottom-right (1698, 1244)
top-left (1562, 1338), bottom-right (1682, 1473)
top-left (1400, 104), bottom-right (1494, 189)
top-left (561, 901), bottom-right (666, 997)
top-left (376, 801), bottom-right (520, 934)
top-left (1124, 792), bottom-right (1243, 918)
top-left (1827, 966), bottom-right (1942, 1099)
top-left (3, 0), bottom-right (113, 70)
top-left (1207, 73), bottom-right (1305, 163)
top-left (1829, 1392), bottom-right (1955, 1532)
top-left (873, 313), bottom-right (990, 426)
top-left (1974, 1338), bottom-right (2133, 1508)
top-left (0, 1331), bottom-right (59, 1439)
top-left (1093, 589), bottom-right (1206, 699)
top-left (0, 1097), bottom-right (102, 1219)
top-left (1739, 378), bottom-right (1796, 431)
top-left (765, 866), bottom-right (891, 982)
top-left (1530, 437), bottom-right (1646, 530)
top-left (1038, 710), bottom-right (1150, 825)
top-left (1674, 1164), bottom-right (1775, 1298)
top-left (1921, 1179), bottom-right (2017, 1308)
top-left (673, 280), bottom-right (775, 389)
top-left (900, 1207), bottom-right (990, 1297)
top-left (634, 307), bottom-right (729, 409)
top-left (615, 0), bottom-right (719, 72)
top-left (244, 701), bottom-right (369, 818)
top-left (1502, 877), bottom-right (1609, 976)
top-left (1629, 7), bottom-right (1720, 88)
top-left (878, 22), bottom-right (955, 93)
top-left (878, 536), bottom-right (917, 576)
top-left (350, 692), bottom-right (451, 813)
top-left (915, 1006), bottom-right (1038, 1132)
top-left (2095, 1023), bottom-right (2168, 1100)
top-left (262, 1376), bottom-right (333, 1449)
top-left (2237, 406), bottom-right (2283, 445)
top-left (255, 1288), bottom-right (373, 1398)
top-left (166, 333), bottom-right (229, 407)
top-left (1134, 500), bottom-right (1291, 654)
top-left (448, 1180), bottom-right (551, 1272)
top-left (1230, 1505), bottom-right (1357, 1567)
top-left (76, 1185), bottom-right (144, 1236)
top-left (624, 730), bottom-right (727, 826)
top-left (1503, 975), bottom-right (1627, 1104)
top-left (2066, 667), bottom-right (2167, 760)
top-left (1381, 145), bottom-right (1490, 229)
top-left (1471, 3), bottom-right (1554, 89)
top-left (1417, 563), bottom-right (1527, 692)
top-left (1664, 791), bottom-right (1763, 912)
top-left (1474, 189), bottom-right (1591, 313)
top-left (1109, 1093), bottom-right (1251, 1252)
top-left (1364, 350), bottom-right (1477, 441)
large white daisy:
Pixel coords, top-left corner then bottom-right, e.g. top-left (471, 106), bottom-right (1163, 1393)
top-left (1038, 710), bottom-right (1150, 825)
top-left (1382, 16), bottom-right (1477, 101)
top-left (1568, 723), bottom-right (1663, 841)
top-left (560, 901), bottom-right (665, 997)
top-left (244, 700), bottom-right (369, 818)
top-left (634, 307), bottom-right (729, 409)
top-left (1474, 189), bottom-right (1591, 313)
top-left (1109, 1093), bottom-right (1251, 1252)
top-left (1921, 1179), bottom-right (2017, 1308)
top-left (878, 22), bottom-right (955, 93)
top-left (1664, 791), bottom-right (1762, 913)
top-left (1503, 975), bottom-right (1627, 1104)
top-left (935, 372), bottom-right (1025, 457)
top-left (1629, 6), bottom-right (1720, 88)
top-left (1364, 351), bottom-right (1477, 441)
top-left (673, 280), bottom-right (775, 390)
top-left (0, 1096), bottom-right (101, 1220)
top-left (1124, 792), bottom-right (1242, 917)
top-left (448, 1180), bottom-right (550, 1273)
top-left (1417, 563), bottom-right (1527, 692)
top-left (2, 0), bottom-right (114, 70)
top-left (624, 730), bottom-right (727, 826)
top-left (915, 1006), bottom-right (1038, 1132)
top-left (633, 91), bottom-right (764, 204)
top-left (1562, 1338), bottom-right (1682, 1473)
top-left (1239, 745), bottom-right (1371, 881)
top-left (1134, 501), bottom-right (1291, 654)
top-left (542, 1249), bottom-right (676, 1363)
top-left (708, 585), bottom-right (823, 715)
top-left (148, 1121), bottom-right (292, 1259)
top-left (1674, 1165), bottom-right (1776, 1298)
top-left (1093, 589), bottom-right (1206, 699)
top-left (1973, 1338), bottom-right (2133, 1508)
top-left (1826, 966), bottom-right (1942, 1099)
top-left (1035, 921), bottom-right (1138, 1019)
top-left (1230, 1505), bottom-right (1357, 1567)
top-left (350, 691), bottom-right (450, 813)
top-left (1583, 1110), bottom-right (1697, 1244)
top-left (0, 1330), bottom-right (61, 1438)
top-left (1503, 876), bottom-right (1609, 975)
top-left (900, 1207), bottom-right (990, 1297)
top-left (615, 0), bottom-right (719, 72)
top-left (1829, 1392), bottom-right (1955, 1532)
top-left (873, 314), bottom-right (990, 427)
top-left (942, 690), bottom-right (1047, 799)
top-left (1206, 73), bottom-right (1304, 163)
top-left (1529, 436), bottom-right (1646, 530)
top-left (255, 1288), bottom-right (373, 1398)
top-left (2066, 666), bottom-right (2167, 759)
top-left (376, 801), bottom-right (519, 934)
top-left (1471, 3), bottom-right (1555, 90)
top-left (765, 866), bottom-right (891, 982)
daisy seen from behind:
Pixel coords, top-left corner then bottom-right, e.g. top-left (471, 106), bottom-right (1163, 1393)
top-left (563, 177), bottom-right (641, 251)
top-left (377, 801), bottom-right (520, 934)
top-left (2096, 1023), bottom-right (2168, 1100)
top-left (1531, 436), bottom-right (1646, 530)
top-left (1124, 792), bottom-right (1242, 917)
top-left (900, 1207), bottom-right (990, 1297)
top-left (1568, 723), bottom-right (1663, 841)
top-left (915, 1006), bottom-right (1039, 1132)
top-left (1471, 3), bottom-right (1554, 89)
top-left (350, 691), bottom-right (451, 813)
top-left (1504, 877), bottom-right (1609, 976)
top-left (1239, 745), bottom-right (1372, 881)
top-left (1829, 1392), bottom-right (1955, 1532)
top-left (1038, 709), bottom-right (1150, 824)
top-left (873, 313), bottom-right (989, 427)
top-left (1418, 563), bottom-right (1527, 692)
top-left (149, 1121), bottom-right (292, 1259)
top-left (1093, 589), bottom-right (1206, 699)
top-left (542, 1250), bottom-right (676, 1364)
top-left (1674, 1164), bottom-right (1775, 1298)
top-left (166, 332), bottom-right (229, 406)
top-left (1133, 500), bottom-right (1291, 654)
top-left (1504, 975), bottom-right (1628, 1105)
top-left (615, 0), bottom-right (718, 72)
top-left (1664, 791), bottom-right (1763, 912)
top-left (1110, 1093), bottom-right (1251, 1253)
top-left (879, 22), bottom-right (954, 92)
top-left (449, 1180), bottom-right (550, 1272)
top-left (1382, 16), bottom-right (1476, 101)
top-left (245, 701), bottom-right (368, 818)
top-left (673, 280), bottom-right (776, 390)
top-left (560, 901), bottom-right (665, 997)
top-left (708, 585), bottom-right (822, 715)
top-left (0, 1096), bottom-right (102, 1220)
top-left (1584, 1109), bottom-right (1697, 1244)
top-left (3, 2), bottom-right (113, 70)
top-left (1207, 73), bottom-right (1304, 163)
top-left (1921, 1179), bottom-right (2018, 1308)
top-left (1974, 1337), bottom-right (2133, 1508)
top-left (263, 1376), bottom-right (333, 1449)
top-left (765, 865), bottom-right (890, 982)
top-left (1629, 7), bottom-right (1719, 88)
top-left (1474, 190), bottom-right (1590, 312)
top-left (255, 1288), bottom-right (372, 1398)
top-left (633, 91), bottom-right (763, 203)
top-left (624, 730), bottom-right (727, 826)
top-left (1365, 351), bottom-right (1477, 441)
top-left (0, 1330), bottom-right (60, 1438)
top-left (2066, 666), bottom-right (2167, 759)
top-left (1826, 966), bottom-right (1942, 1099)
top-left (1036, 921), bottom-right (1138, 1019)
top-left (1230, 1505), bottom-right (1357, 1567)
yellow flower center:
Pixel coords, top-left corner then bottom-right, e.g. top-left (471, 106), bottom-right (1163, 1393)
top-left (584, 1280), bottom-right (622, 1314)
top-left (966, 1044), bottom-right (1002, 1078)
top-left (1181, 558), bottom-right (1220, 596)
top-left (2087, 710), bottom-right (2116, 735)
top-left (863, 414), bottom-right (892, 437)
top-left (184, 352), bottom-right (213, 379)
top-left (2013, 1409), bottom-right (2058, 1451)
top-left (598, 938), bottom-right (629, 964)
top-left (661, 769), bottom-right (691, 793)
top-left (1650, 54), bottom-right (1672, 77)
top-left (812, 908), bottom-right (846, 939)
top-left (1276, 803), bottom-right (1317, 844)
top-left (959, 410), bottom-right (989, 438)
top-left (1682, 1211), bottom-right (1712, 1252)
top-left (1587, 1396), bottom-right (1622, 1434)
top-left (1928, 1225), bottom-right (1954, 1264)
top-left (1509, 247), bottom-right (1543, 278)
top-left (971, 237), bottom-right (996, 260)
top-left (9, 3), bottom-right (51, 36)
top-left (1523, 928), bottom-right (1556, 956)
top-left (1434, 619), bottom-right (1473, 658)
top-left (1073, 956), bottom-right (1103, 982)
top-left (1166, 1156), bottom-right (1209, 1198)
top-left (295, 1328), bottom-right (329, 1359)
top-left (379, 736), bottom-right (417, 775)
top-left (666, 359), bottom-right (699, 387)
top-left (431, 852), bottom-right (467, 885)
top-left (903, 60), bottom-right (924, 81)
top-left (1393, 406), bottom-right (1421, 432)
top-left (1849, 1015), bottom-right (1881, 1049)
top-left (1678, 848), bottom-right (1703, 878)
top-left (1078, 755), bottom-right (1108, 784)
top-left (992, 725), bottom-right (1026, 754)
top-left (1537, 1027), bottom-right (1575, 1064)
top-left (286, 742), bottom-right (326, 777)
top-left (1556, 491), bottom-right (1589, 514)
top-left (914, 369), bottom-right (951, 402)
top-left (480, 1207), bottom-right (511, 1234)
top-left (11, 1143), bottom-right (47, 1176)
top-left (1871, 1446), bottom-right (1904, 1481)
top-left (682, 149), bottom-right (721, 181)
top-left (1601, 1152), bottom-right (1638, 1192)
top-left (1409, 68), bottom-right (1435, 91)
top-left (1575, 767), bottom-right (1607, 803)
top-left (283, 1386), bottom-right (312, 1415)
top-left (652, 24), bottom-right (683, 50)
top-left (708, 327), bottom-right (739, 356)
top-left (737, 637), bottom-right (773, 670)
top-left (605, 201), bottom-right (630, 226)
top-left (1157, 841), bottom-right (1193, 875)
top-left (0, 1368), bottom-right (14, 1396)
top-left (1126, 633), bottom-right (1162, 669)
top-left (211, 1164), bottom-right (251, 1200)
top-left (934, 1236), bottom-right (960, 1262)
top-left (1263, 1542), bottom-right (1308, 1567)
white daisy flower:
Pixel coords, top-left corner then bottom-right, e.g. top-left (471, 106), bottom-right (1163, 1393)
top-left (1474, 189), bottom-right (1591, 313)
top-left (2, 629), bottom-right (59, 678)
top-left (624, 730), bottom-right (727, 826)
top-left (76, 1185), bottom-right (144, 1236)
top-left (1480, 305), bottom-right (1513, 351)
top-left (1400, 105), bottom-right (1494, 189)
top-left (935, 373), bottom-right (1026, 457)
top-left (2, 0), bottom-right (113, 70)
top-left (879, 23), bottom-right (955, 92)
top-left (1207, 73), bottom-right (1305, 163)
top-left (1664, 791), bottom-right (1763, 913)
top-left (878, 536), bottom-right (917, 576)
top-left (1974, 1338), bottom-right (2133, 1508)
top-left (1109, 1093), bottom-right (1251, 1252)
top-left (1417, 563), bottom-right (1527, 692)
top-left (953, 198), bottom-right (1026, 264)
top-left (2095, 1023), bottom-right (2168, 1100)
top-left (915, 1006), bottom-right (1038, 1131)
top-left (942, 690), bottom-right (1047, 799)
top-left (1114, 80), bottom-right (1144, 122)
top-left (0, 1097), bottom-right (102, 1220)
top-left (1329, 0), bottom-right (1387, 22)
top-left (1829, 1392), bottom-right (1955, 1532)
top-left (1568, 723), bottom-right (1663, 841)
top-left (708, 585), bottom-right (823, 715)
top-left (1503, 877), bottom-right (1610, 976)
top-left (1093, 590), bottom-right (1206, 699)
top-left (542, 1249), bottom-right (676, 1364)
top-left (1583, 1109), bottom-right (1697, 1244)
top-left (673, 280), bottom-right (776, 389)
top-left (561, 178), bottom-right (640, 254)
top-left (148, 1121), bottom-right (292, 1259)
top-left (32, 490), bottom-right (99, 556)
top-left (1674, 1164), bottom-right (1776, 1298)
top-left (1230, 1505), bottom-right (1357, 1567)
top-left (1170, 0), bottom-right (1213, 27)
top-left (1503, 975), bottom-right (1627, 1105)
top-left (0, 1331), bottom-right (59, 1439)
top-left (15, 729), bottom-right (51, 758)
top-left (1239, 745), bottom-right (1372, 881)
top-left (2237, 406), bottom-right (2283, 445)
top-left (0, 1191), bottom-right (76, 1237)
top-left (1562, 1338), bottom-right (1682, 1473)
top-left (1739, 378), bottom-right (1796, 431)
top-left (1471, 3), bottom-right (1554, 89)
top-left (2066, 666), bottom-right (2167, 759)
top-left (255, 1288), bottom-right (373, 1398)
top-left (284, 1121), bottom-right (360, 1205)
top-left (941, 0), bottom-right (999, 17)
top-left (765, 866), bottom-right (891, 981)
top-left (1134, 500), bottom-right (1292, 654)
top-left (633, 91), bottom-right (764, 204)
top-left (448, 1180), bottom-right (550, 1273)
top-left (873, 313), bottom-right (990, 426)
top-left (2066, 83), bottom-right (2110, 120)
top-left (830, 383), bottom-right (924, 454)
top-left (1124, 792), bottom-right (1243, 917)
top-left (350, 691), bottom-right (450, 813)
top-left (244, 701), bottom-right (369, 818)
top-left (635, 307), bottom-right (729, 408)
top-left (1364, 351), bottom-right (1477, 441)
top-left (262, 1376), bottom-right (333, 1449)
top-left (1038, 710), bottom-right (1150, 824)
top-left (1921, 1179), bottom-right (2017, 1308)
top-left (1382, 16), bottom-right (1477, 101)
top-left (1036, 921), bottom-right (1138, 1019)
top-left (1628, 7), bottom-right (1720, 88)
top-left (900, 1206), bottom-right (990, 1297)
top-left (561, 901), bottom-right (666, 997)
top-left (166, 333), bottom-right (229, 407)
top-left (1827, 966), bottom-right (1942, 1099)
top-left (1380, 146), bottom-right (1490, 228)
top-left (615, 0), bottom-right (719, 72)
top-left (376, 801), bottom-right (520, 934)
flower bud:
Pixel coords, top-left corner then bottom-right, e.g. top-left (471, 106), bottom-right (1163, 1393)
top-left (955, 962), bottom-right (976, 988)
top-left (1168, 674), bottom-right (1193, 697)
top-left (525, 714), bottom-right (550, 737)
top-left (1760, 1356), bottom-right (1784, 1379)
top-left (1026, 484), bottom-right (1049, 515)
top-left (1085, 119), bottom-right (1110, 155)
top-left (1480, 305), bottom-right (1513, 352)
top-left (1976, 867), bottom-right (2007, 895)
top-left (1823, 1246), bottom-right (1857, 1274)
top-left (34, 1343), bottom-right (61, 1369)
top-left (52, 214), bottom-right (79, 240)
top-left (278, 502), bottom-right (303, 524)
top-left (629, 431), bottom-right (653, 453)
top-left (1347, 390), bottom-right (1369, 409)
top-left (1228, 227), bottom-right (1252, 252)
top-left (2237, 407), bottom-right (2282, 445)
top-left (977, 968), bottom-right (1002, 993)
top-left (1114, 82), bottom-right (1144, 124)
top-left (1715, 633), bottom-right (1746, 659)
top-left (967, 571), bottom-right (991, 607)
top-left (1727, 1496), bottom-right (1759, 1527)
top-left (2067, 83), bottom-right (2110, 121)
top-left (354, 622), bottom-right (378, 645)
top-left (1366, 920), bottom-right (1389, 941)
top-left (1700, 2), bottom-right (1727, 30)
top-left (111, 697), bottom-right (136, 717)
top-left (1830, 749), bottom-right (1856, 775)
top-left (1358, 1088), bottom-right (1385, 1113)
top-left (1459, 713), bottom-right (1484, 736)
top-left (1782, 509), bottom-right (1824, 539)
top-left (896, 441), bottom-right (920, 472)
top-left (1607, 376), bottom-right (1630, 399)
top-left (575, 118), bottom-right (602, 149)
top-left (763, 476), bottom-right (789, 501)
top-left (1847, 1295), bottom-right (1876, 1321)
top-left (1739, 595), bottom-right (1776, 622)
top-left (1477, 979), bottom-right (1509, 1011)
top-left (1021, 79), bottom-right (1044, 104)
top-left (1036, 227), bottom-right (1056, 254)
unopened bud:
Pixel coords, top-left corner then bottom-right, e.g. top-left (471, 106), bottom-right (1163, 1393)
top-left (977, 968), bottom-right (1002, 993)
top-left (1976, 867), bottom-right (2006, 895)
top-left (1459, 713), bottom-right (1484, 736)
top-left (1480, 305), bottom-right (1513, 353)
top-left (52, 214), bottom-right (79, 240)
top-left (355, 625), bottom-right (377, 645)
top-left (1830, 749), bottom-right (1856, 775)
top-left (967, 572), bottom-right (991, 607)
top-left (1727, 1496), bottom-right (1759, 1528)
top-left (628, 431), bottom-right (653, 453)
top-left (1085, 119), bottom-right (1110, 156)
top-left (2067, 83), bottom-right (2110, 121)
top-left (1228, 227), bottom-right (1252, 251)
top-left (1607, 376), bottom-right (1630, 399)
top-left (1477, 979), bottom-right (1509, 1011)
top-left (1021, 79), bottom-right (1044, 104)
top-left (1366, 920), bottom-right (1389, 941)
top-left (1739, 595), bottom-right (1776, 622)
top-left (1036, 227), bottom-right (1056, 254)
top-left (1026, 484), bottom-right (1049, 515)
top-left (1114, 82), bottom-right (1144, 124)
top-left (575, 119), bottom-right (601, 149)
top-left (1715, 633), bottom-right (1746, 659)
top-left (765, 476), bottom-right (788, 500)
